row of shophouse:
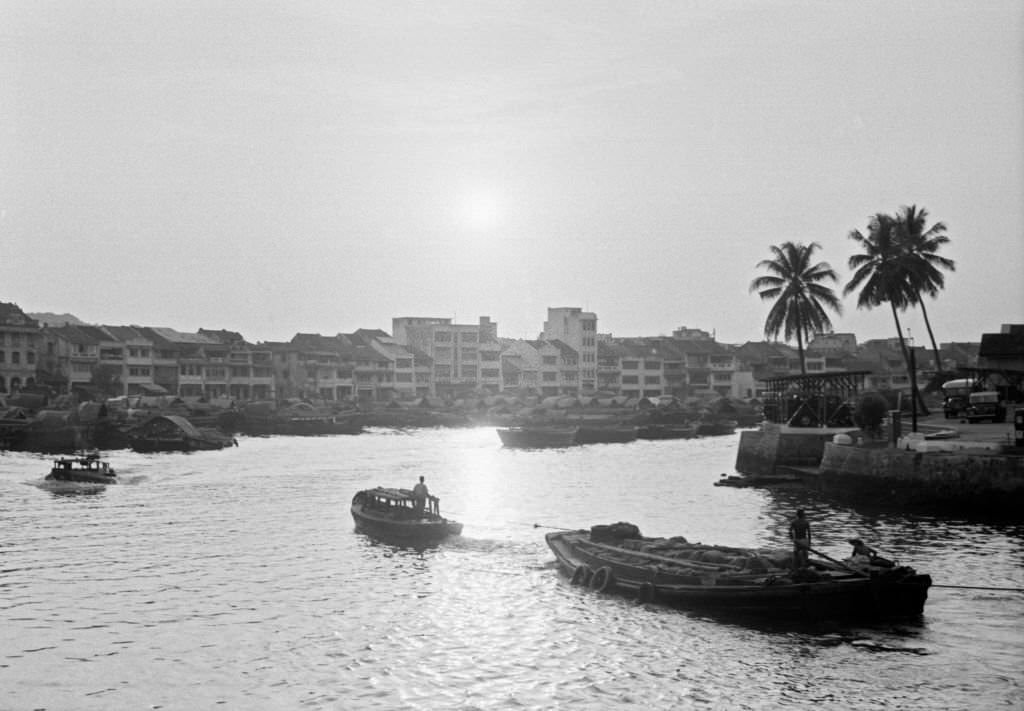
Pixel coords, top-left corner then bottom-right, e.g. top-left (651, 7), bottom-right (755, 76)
top-left (0, 301), bottom-right (991, 404)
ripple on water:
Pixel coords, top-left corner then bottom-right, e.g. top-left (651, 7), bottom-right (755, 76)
top-left (1, 431), bottom-right (1022, 709)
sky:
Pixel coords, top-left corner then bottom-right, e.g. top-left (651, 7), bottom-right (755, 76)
top-left (2, 1), bottom-right (1022, 346)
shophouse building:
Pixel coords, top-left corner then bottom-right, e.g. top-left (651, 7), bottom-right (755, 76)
top-left (0, 302), bottom-right (39, 394)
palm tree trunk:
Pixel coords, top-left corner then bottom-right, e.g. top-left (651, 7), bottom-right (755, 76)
top-left (891, 302), bottom-right (930, 416)
top-left (796, 323), bottom-right (806, 375)
top-left (918, 300), bottom-right (942, 373)
top-left (890, 302), bottom-right (909, 366)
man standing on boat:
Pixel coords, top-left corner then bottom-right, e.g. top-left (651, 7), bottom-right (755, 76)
top-left (788, 509), bottom-right (811, 569)
top-left (412, 476), bottom-right (429, 515)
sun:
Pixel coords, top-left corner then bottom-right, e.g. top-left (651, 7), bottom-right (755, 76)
top-left (455, 189), bottom-right (501, 232)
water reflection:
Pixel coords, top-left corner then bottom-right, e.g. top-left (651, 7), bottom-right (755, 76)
top-left (0, 430), bottom-right (1021, 710)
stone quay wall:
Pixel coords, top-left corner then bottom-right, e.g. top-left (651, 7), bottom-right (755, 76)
top-left (735, 424), bottom-right (852, 477)
top-left (818, 441), bottom-right (1024, 511)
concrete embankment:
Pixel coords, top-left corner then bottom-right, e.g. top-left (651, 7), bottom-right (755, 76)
top-left (735, 424), bottom-right (856, 479)
top-left (817, 441), bottom-right (1024, 512)
top-left (734, 417), bottom-right (1024, 514)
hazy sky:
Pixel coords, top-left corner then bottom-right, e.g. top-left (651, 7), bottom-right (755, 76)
top-left (3, 2), bottom-right (1022, 345)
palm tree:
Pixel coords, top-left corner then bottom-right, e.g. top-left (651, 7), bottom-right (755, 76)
top-left (845, 213), bottom-right (927, 413)
top-left (845, 213), bottom-right (915, 362)
top-left (893, 204), bottom-right (955, 371)
top-left (750, 241), bottom-right (842, 375)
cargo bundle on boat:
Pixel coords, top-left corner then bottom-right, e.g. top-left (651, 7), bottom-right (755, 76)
top-left (546, 522), bottom-right (931, 618)
top-left (351, 487), bottom-right (463, 545)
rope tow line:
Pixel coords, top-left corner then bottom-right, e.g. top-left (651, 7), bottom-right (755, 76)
top-left (931, 583), bottom-right (1024, 593)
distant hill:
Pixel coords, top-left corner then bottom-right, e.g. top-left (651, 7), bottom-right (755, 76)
top-left (28, 312), bottom-right (86, 327)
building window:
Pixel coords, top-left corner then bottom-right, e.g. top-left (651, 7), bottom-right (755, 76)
top-left (460, 332), bottom-right (477, 343)
top-left (622, 375), bottom-right (639, 384)
top-left (434, 347), bottom-right (452, 361)
top-left (461, 364), bottom-right (477, 378)
top-left (435, 364), bottom-right (451, 378)
top-left (460, 348), bottom-right (477, 361)
top-left (434, 331), bottom-right (452, 342)
top-left (542, 356), bottom-right (557, 365)
top-left (542, 372), bottom-right (557, 381)
top-left (644, 360), bottom-right (661, 370)
top-left (396, 373), bottom-right (412, 382)
top-left (481, 368), bottom-right (499, 378)
top-left (622, 360), bottom-right (639, 370)
top-left (27, 351), bottom-right (35, 364)
top-left (12, 352), bottom-right (20, 364)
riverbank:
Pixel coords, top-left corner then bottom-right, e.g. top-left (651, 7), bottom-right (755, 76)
top-left (731, 411), bottom-right (1024, 516)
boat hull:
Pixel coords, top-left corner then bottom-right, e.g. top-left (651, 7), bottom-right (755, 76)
top-left (546, 529), bottom-right (930, 618)
top-left (350, 490), bottom-right (462, 546)
top-left (574, 425), bottom-right (638, 444)
top-left (496, 426), bottom-right (578, 448)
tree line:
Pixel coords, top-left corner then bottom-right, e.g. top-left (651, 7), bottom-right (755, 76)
top-left (750, 204), bottom-right (954, 377)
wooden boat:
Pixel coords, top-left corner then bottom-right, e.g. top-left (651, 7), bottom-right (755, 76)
top-left (129, 414), bottom-right (236, 453)
top-left (694, 419), bottom-right (738, 436)
top-left (636, 423), bottom-right (697, 440)
top-left (496, 426), bottom-right (578, 448)
top-left (575, 424), bottom-right (638, 445)
top-left (545, 523), bottom-right (931, 618)
top-left (45, 453), bottom-right (117, 484)
top-left (351, 487), bottom-right (463, 545)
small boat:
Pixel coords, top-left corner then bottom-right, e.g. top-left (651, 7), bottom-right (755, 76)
top-left (546, 523), bottom-right (931, 618)
top-left (694, 419), bottom-right (738, 437)
top-left (636, 423), bottom-right (697, 440)
top-left (45, 453), bottom-right (117, 484)
top-left (351, 487), bottom-right (463, 545)
top-left (129, 414), bottom-right (236, 452)
top-left (496, 426), bottom-right (578, 448)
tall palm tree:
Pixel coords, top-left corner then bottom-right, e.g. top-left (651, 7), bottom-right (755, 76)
top-left (845, 213), bottom-right (927, 413)
top-left (893, 204), bottom-right (955, 371)
top-left (750, 241), bottom-right (842, 375)
top-left (844, 214), bottom-right (915, 361)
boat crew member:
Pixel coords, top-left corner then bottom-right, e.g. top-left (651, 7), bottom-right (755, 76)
top-left (412, 476), bottom-right (429, 515)
top-left (847, 538), bottom-right (876, 564)
top-left (788, 509), bottom-right (811, 569)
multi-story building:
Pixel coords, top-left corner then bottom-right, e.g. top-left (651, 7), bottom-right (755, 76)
top-left (542, 307), bottom-right (597, 391)
top-left (357, 329), bottom-right (420, 400)
top-left (391, 316), bottom-right (500, 398)
top-left (0, 302), bottom-right (40, 394)
top-left (200, 329), bottom-right (275, 401)
top-left (275, 334), bottom-right (355, 402)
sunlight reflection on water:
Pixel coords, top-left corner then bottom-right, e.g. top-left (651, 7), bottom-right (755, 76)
top-left (1, 429), bottom-right (1022, 709)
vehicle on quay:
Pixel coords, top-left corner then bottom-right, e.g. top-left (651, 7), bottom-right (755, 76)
top-left (941, 378), bottom-right (974, 419)
top-left (496, 425), bottom-right (579, 448)
top-left (546, 522), bottom-right (932, 618)
top-left (351, 487), bottom-right (463, 545)
top-left (45, 452), bottom-right (117, 485)
top-left (965, 391), bottom-right (1006, 423)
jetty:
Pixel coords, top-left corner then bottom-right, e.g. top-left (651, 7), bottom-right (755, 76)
top-left (731, 371), bottom-right (1024, 514)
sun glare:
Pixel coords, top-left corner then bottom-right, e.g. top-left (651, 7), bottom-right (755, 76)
top-left (456, 189), bottom-right (501, 232)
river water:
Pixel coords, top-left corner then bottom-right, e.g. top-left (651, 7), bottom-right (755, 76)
top-left (1, 428), bottom-right (1022, 710)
